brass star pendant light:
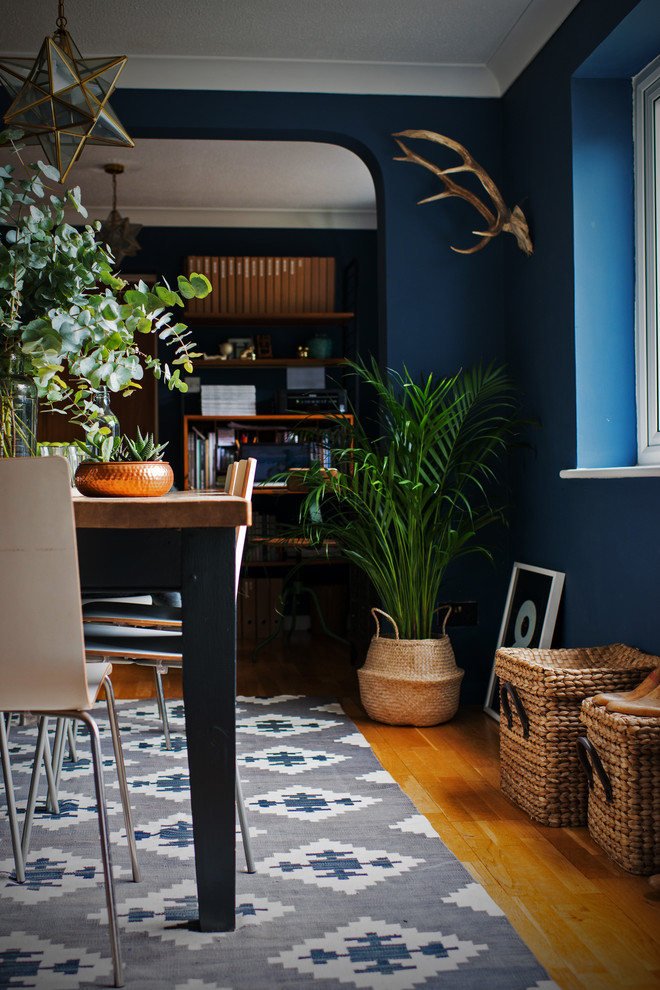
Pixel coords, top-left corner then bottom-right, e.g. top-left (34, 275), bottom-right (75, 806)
top-left (99, 163), bottom-right (142, 263)
top-left (0, 1), bottom-right (133, 182)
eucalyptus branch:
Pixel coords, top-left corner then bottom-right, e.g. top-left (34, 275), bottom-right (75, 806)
top-left (0, 127), bottom-right (211, 426)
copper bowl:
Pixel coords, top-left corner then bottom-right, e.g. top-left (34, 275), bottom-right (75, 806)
top-left (75, 461), bottom-right (174, 498)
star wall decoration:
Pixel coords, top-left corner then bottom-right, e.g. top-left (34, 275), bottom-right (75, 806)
top-left (0, 9), bottom-right (133, 182)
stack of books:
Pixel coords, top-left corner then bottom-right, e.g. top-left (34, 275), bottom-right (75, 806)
top-left (183, 255), bottom-right (336, 315)
top-left (200, 385), bottom-right (256, 416)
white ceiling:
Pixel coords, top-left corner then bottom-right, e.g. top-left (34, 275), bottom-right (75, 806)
top-left (0, 0), bottom-right (580, 229)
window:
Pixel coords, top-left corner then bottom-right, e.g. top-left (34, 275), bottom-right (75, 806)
top-left (635, 54), bottom-right (660, 464)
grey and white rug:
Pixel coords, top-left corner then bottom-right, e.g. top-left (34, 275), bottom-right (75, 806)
top-left (0, 696), bottom-right (558, 989)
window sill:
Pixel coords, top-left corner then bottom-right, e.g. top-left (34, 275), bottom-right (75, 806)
top-left (560, 465), bottom-right (660, 478)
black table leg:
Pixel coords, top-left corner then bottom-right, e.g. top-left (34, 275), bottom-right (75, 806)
top-left (181, 527), bottom-right (236, 932)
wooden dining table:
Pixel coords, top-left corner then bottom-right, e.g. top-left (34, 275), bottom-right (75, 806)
top-left (73, 490), bottom-right (251, 932)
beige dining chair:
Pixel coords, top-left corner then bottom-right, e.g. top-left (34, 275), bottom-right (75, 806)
top-left (0, 455), bottom-right (140, 989)
top-left (83, 457), bottom-right (257, 872)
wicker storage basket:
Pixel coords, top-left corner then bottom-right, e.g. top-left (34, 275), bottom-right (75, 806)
top-left (358, 608), bottom-right (464, 726)
top-left (578, 698), bottom-right (660, 874)
top-left (495, 645), bottom-right (658, 827)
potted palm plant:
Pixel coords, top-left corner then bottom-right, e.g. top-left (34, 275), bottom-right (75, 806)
top-left (0, 127), bottom-right (210, 456)
top-left (296, 358), bottom-right (522, 725)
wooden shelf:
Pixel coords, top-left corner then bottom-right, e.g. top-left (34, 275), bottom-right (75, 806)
top-left (185, 413), bottom-right (352, 423)
top-left (244, 557), bottom-right (346, 568)
top-left (250, 537), bottom-right (339, 547)
top-left (193, 357), bottom-right (347, 369)
top-left (184, 311), bottom-right (354, 326)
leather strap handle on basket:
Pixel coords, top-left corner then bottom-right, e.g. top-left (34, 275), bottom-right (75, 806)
top-left (576, 736), bottom-right (613, 803)
top-left (371, 608), bottom-right (399, 640)
top-left (500, 680), bottom-right (530, 738)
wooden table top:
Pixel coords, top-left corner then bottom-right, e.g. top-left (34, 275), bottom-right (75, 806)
top-left (73, 491), bottom-right (251, 529)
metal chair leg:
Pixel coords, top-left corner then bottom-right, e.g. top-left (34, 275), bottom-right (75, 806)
top-left (153, 669), bottom-right (172, 750)
top-left (47, 717), bottom-right (67, 813)
top-left (78, 711), bottom-right (124, 988)
top-left (67, 719), bottom-right (78, 763)
top-left (235, 763), bottom-right (255, 873)
top-left (0, 713), bottom-right (25, 883)
top-left (102, 676), bottom-right (140, 883)
top-left (22, 717), bottom-right (59, 859)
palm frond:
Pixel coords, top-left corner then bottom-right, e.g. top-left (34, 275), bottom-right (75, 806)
top-left (296, 359), bottom-right (523, 639)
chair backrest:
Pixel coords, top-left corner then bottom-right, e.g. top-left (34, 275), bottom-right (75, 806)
top-left (223, 460), bottom-right (238, 494)
top-left (227, 457), bottom-right (257, 598)
top-left (0, 457), bottom-right (93, 712)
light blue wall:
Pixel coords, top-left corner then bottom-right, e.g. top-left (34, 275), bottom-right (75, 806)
top-left (572, 77), bottom-right (636, 468)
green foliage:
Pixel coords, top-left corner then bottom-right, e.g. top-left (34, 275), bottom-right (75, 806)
top-left (123, 427), bottom-right (168, 461)
top-left (76, 427), bottom-right (169, 463)
top-left (297, 358), bottom-right (523, 640)
top-left (0, 128), bottom-right (211, 426)
top-left (76, 431), bottom-right (123, 464)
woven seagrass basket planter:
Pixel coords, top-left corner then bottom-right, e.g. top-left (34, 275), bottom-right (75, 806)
top-left (578, 698), bottom-right (660, 874)
top-left (357, 608), bottom-right (464, 726)
top-left (495, 645), bottom-right (658, 827)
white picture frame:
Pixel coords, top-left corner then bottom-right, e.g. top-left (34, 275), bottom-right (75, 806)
top-left (484, 562), bottom-right (565, 721)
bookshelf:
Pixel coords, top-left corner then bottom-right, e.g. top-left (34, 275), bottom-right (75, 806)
top-left (181, 255), bottom-right (357, 373)
top-left (185, 315), bottom-right (354, 372)
top-left (178, 255), bottom-right (358, 646)
top-left (183, 413), bottom-right (352, 492)
top-left (183, 409), bottom-right (352, 599)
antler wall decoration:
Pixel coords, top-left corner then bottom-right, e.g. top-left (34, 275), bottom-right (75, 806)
top-left (393, 129), bottom-right (533, 256)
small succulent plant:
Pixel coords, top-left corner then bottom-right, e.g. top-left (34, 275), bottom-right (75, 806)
top-left (124, 428), bottom-right (169, 462)
top-left (77, 427), bottom-right (168, 463)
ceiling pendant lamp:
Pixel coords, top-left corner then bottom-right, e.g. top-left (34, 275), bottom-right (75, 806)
top-left (98, 162), bottom-right (142, 264)
top-left (0, 1), bottom-right (133, 182)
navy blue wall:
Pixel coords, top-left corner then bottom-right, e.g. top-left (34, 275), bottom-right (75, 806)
top-left (107, 88), bottom-right (506, 377)
top-left (98, 88), bottom-right (510, 698)
top-left (503, 0), bottom-right (660, 655)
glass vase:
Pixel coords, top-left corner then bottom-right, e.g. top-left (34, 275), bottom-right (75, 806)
top-left (0, 353), bottom-right (38, 457)
top-left (91, 386), bottom-right (120, 438)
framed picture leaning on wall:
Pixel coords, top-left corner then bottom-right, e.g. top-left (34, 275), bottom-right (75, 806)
top-left (484, 562), bottom-right (565, 721)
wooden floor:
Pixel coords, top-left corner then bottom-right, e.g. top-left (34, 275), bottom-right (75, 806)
top-left (111, 633), bottom-right (660, 990)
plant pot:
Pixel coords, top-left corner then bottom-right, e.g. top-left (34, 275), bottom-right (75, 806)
top-left (357, 608), bottom-right (464, 726)
top-left (75, 461), bottom-right (174, 497)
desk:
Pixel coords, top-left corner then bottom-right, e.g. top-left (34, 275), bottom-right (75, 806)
top-left (74, 491), bottom-right (251, 932)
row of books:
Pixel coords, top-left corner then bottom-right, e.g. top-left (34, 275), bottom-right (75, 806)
top-left (186, 427), bottom-right (237, 490)
top-left (186, 439), bottom-right (336, 492)
top-left (200, 384), bottom-right (257, 416)
top-left (183, 255), bottom-right (337, 315)
top-left (237, 576), bottom-right (284, 640)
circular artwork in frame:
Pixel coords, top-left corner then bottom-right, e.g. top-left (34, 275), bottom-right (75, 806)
top-left (484, 562), bottom-right (565, 721)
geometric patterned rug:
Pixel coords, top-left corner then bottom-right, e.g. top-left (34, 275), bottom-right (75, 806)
top-left (0, 695), bottom-right (559, 989)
